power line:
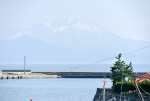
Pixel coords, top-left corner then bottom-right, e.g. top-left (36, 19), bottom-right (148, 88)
top-left (0, 45), bottom-right (150, 80)
top-left (40, 45), bottom-right (150, 76)
top-left (122, 45), bottom-right (150, 55)
top-left (55, 45), bottom-right (150, 73)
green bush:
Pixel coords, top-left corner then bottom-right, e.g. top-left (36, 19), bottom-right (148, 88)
top-left (114, 80), bottom-right (150, 94)
top-left (138, 80), bottom-right (150, 93)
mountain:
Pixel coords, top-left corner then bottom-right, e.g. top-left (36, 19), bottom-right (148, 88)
top-left (0, 34), bottom-right (118, 63)
top-left (0, 17), bottom-right (150, 64)
top-left (0, 35), bottom-right (66, 63)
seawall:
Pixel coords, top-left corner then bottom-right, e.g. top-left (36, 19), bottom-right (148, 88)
top-left (93, 88), bottom-right (150, 101)
top-left (33, 72), bottom-right (148, 78)
top-left (2, 70), bottom-right (149, 78)
top-left (0, 74), bottom-right (57, 79)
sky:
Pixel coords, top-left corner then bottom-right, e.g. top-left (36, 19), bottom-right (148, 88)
top-left (0, 0), bottom-right (150, 41)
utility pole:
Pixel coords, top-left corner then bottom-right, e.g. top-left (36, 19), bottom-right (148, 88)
top-left (24, 56), bottom-right (26, 75)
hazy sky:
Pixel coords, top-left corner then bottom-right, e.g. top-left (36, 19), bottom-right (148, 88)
top-left (0, 0), bottom-right (150, 41)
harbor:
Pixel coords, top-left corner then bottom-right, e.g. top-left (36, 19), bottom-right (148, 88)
top-left (0, 74), bottom-right (58, 79)
top-left (0, 70), bottom-right (149, 79)
top-left (0, 70), bottom-right (57, 79)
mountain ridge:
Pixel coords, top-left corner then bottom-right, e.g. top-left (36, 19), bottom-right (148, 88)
top-left (0, 17), bottom-right (150, 63)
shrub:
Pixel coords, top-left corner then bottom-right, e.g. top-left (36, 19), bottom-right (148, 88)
top-left (114, 81), bottom-right (150, 94)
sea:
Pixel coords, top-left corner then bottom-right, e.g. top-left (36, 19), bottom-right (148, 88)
top-left (0, 78), bottom-right (112, 101)
top-left (0, 64), bottom-right (150, 101)
top-left (0, 64), bottom-right (150, 72)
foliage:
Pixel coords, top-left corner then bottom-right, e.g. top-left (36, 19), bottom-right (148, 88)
top-left (138, 80), bottom-right (150, 93)
top-left (114, 80), bottom-right (150, 94)
top-left (110, 53), bottom-right (133, 86)
top-left (114, 82), bottom-right (135, 93)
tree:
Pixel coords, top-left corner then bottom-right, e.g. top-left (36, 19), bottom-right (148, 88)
top-left (110, 53), bottom-right (133, 86)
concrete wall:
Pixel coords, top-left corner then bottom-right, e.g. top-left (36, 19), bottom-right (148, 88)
top-left (93, 88), bottom-right (150, 101)
top-left (2, 70), bottom-right (31, 75)
top-left (34, 72), bottom-right (111, 78)
top-left (33, 72), bottom-right (149, 78)
top-left (0, 75), bottom-right (57, 79)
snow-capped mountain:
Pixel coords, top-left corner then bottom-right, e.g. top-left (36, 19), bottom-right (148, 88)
top-left (30, 17), bottom-right (121, 41)
top-left (0, 17), bottom-right (150, 63)
top-left (0, 17), bottom-right (132, 49)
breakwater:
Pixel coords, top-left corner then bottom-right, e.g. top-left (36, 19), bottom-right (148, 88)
top-left (1, 75), bottom-right (22, 79)
top-left (33, 72), bottom-right (148, 78)
top-left (1, 70), bottom-right (58, 79)
top-left (33, 72), bottom-right (111, 78)
top-left (0, 75), bottom-right (58, 79)
top-left (1, 70), bottom-right (149, 78)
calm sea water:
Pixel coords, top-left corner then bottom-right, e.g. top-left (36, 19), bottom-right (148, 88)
top-left (0, 78), bottom-right (112, 101)
top-left (0, 64), bottom-right (149, 101)
top-left (0, 64), bottom-right (150, 72)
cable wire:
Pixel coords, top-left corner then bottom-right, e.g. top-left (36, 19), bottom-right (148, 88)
top-left (1, 45), bottom-right (150, 82)
top-left (45, 45), bottom-right (150, 75)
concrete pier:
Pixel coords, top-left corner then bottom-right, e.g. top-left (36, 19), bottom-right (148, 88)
top-left (2, 70), bottom-right (32, 75)
top-left (1, 70), bottom-right (58, 79)
top-left (33, 72), bottom-right (149, 78)
top-left (20, 74), bottom-right (57, 79)
top-left (1, 70), bottom-right (149, 78)
top-left (1, 75), bottom-right (21, 79)
top-left (0, 74), bottom-right (57, 79)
